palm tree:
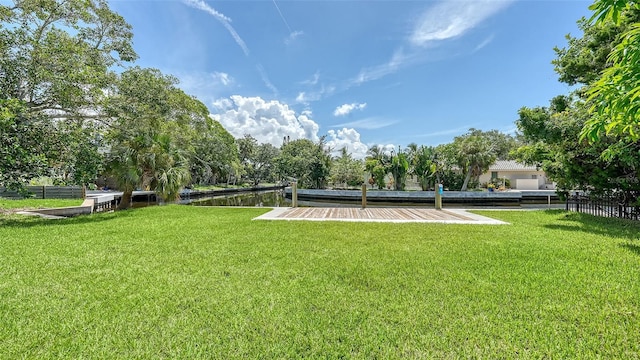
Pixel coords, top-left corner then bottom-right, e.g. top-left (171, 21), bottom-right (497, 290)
top-left (412, 146), bottom-right (437, 191)
top-left (104, 67), bottom-right (205, 209)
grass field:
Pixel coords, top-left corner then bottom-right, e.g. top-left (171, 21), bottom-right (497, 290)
top-left (0, 198), bottom-right (82, 211)
top-left (1, 206), bottom-right (639, 358)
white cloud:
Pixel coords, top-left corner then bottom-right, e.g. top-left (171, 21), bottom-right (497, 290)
top-left (300, 71), bottom-right (320, 86)
top-left (331, 117), bottom-right (397, 130)
top-left (343, 1), bottom-right (511, 89)
top-left (377, 144), bottom-right (399, 155)
top-left (212, 97), bottom-right (233, 110)
top-left (172, 71), bottom-right (235, 105)
top-left (295, 84), bottom-right (336, 104)
top-left (416, 125), bottom-right (475, 138)
top-left (349, 48), bottom-right (411, 87)
top-left (211, 71), bottom-right (233, 86)
top-left (182, 0), bottom-right (250, 56)
top-left (295, 92), bottom-right (311, 103)
top-left (326, 128), bottom-right (370, 160)
top-left (410, 0), bottom-right (511, 46)
top-left (211, 95), bottom-right (319, 146)
top-left (333, 102), bottom-right (367, 117)
top-left (285, 30), bottom-right (304, 44)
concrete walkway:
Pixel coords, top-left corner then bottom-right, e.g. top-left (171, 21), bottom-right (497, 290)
top-left (254, 207), bottom-right (508, 224)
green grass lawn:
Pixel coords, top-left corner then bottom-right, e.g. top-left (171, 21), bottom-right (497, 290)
top-left (1, 206), bottom-right (639, 358)
top-left (0, 198), bottom-right (83, 211)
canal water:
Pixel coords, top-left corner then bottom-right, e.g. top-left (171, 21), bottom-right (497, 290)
top-left (188, 190), bottom-right (289, 207)
top-left (186, 189), bottom-right (565, 209)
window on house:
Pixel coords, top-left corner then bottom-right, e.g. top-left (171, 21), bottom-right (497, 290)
top-left (491, 171), bottom-right (498, 179)
top-left (531, 175), bottom-right (537, 179)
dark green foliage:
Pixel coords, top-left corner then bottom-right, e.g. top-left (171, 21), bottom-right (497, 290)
top-left (104, 67), bottom-right (206, 206)
top-left (330, 148), bottom-right (364, 188)
top-left (0, 99), bottom-right (52, 193)
top-left (191, 119), bottom-right (240, 185)
top-left (584, 2), bottom-right (640, 140)
top-left (0, 0), bottom-right (136, 191)
top-left (275, 138), bottom-right (331, 189)
top-left (236, 135), bottom-right (279, 186)
top-left (515, 97), bottom-right (640, 194)
top-left (437, 129), bottom-right (515, 191)
top-left (519, 4), bottom-right (640, 194)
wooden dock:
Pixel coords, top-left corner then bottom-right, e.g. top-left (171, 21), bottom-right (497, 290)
top-left (255, 207), bottom-right (507, 224)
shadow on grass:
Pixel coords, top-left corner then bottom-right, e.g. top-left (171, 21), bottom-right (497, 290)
top-left (0, 209), bottom-right (137, 228)
top-left (543, 211), bottom-right (640, 242)
top-left (620, 242), bottom-right (640, 256)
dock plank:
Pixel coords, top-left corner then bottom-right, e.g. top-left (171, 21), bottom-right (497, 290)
top-left (255, 207), bottom-right (507, 224)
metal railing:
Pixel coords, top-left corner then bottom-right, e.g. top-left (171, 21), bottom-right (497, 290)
top-left (566, 192), bottom-right (640, 220)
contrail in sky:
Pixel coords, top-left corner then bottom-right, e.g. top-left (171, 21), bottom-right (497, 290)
top-left (182, 0), bottom-right (249, 56)
top-left (182, 0), bottom-right (281, 94)
top-left (272, 0), bottom-right (293, 33)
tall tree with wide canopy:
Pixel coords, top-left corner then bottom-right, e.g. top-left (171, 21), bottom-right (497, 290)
top-left (517, 2), bottom-right (640, 197)
top-left (235, 135), bottom-right (279, 186)
top-left (190, 118), bottom-right (239, 185)
top-left (0, 0), bottom-right (136, 116)
top-left (0, 99), bottom-right (54, 192)
top-left (104, 67), bottom-right (207, 209)
top-left (449, 129), bottom-right (513, 191)
top-left (274, 138), bottom-right (331, 189)
top-left (584, 0), bottom-right (640, 140)
top-left (0, 0), bottom-right (136, 191)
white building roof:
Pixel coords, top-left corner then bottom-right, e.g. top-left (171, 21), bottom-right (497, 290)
top-left (489, 160), bottom-right (538, 171)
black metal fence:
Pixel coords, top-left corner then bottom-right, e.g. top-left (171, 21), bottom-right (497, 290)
top-left (566, 192), bottom-right (640, 220)
top-left (0, 186), bottom-right (84, 199)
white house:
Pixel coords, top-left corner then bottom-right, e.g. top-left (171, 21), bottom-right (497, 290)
top-left (479, 160), bottom-right (555, 190)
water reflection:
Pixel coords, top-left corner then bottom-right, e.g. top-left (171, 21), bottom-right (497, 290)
top-left (189, 190), bottom-right (289, 207)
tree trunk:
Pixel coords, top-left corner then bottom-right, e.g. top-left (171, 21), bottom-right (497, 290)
top-left (117, 190), bottom-right (133, 210)
top-left (461, 165), bottom-right (473, 191)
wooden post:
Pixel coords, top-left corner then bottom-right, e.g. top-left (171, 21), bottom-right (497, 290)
top-left (435, 184), bottom-right (443, 210)
top-left (361, 184), bottom-right (367, 209)
top-left (292, 181), bottom-right (298, 208)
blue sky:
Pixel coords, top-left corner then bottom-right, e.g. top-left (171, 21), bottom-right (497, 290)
top-left (110, 0), bottom-right (591, 158)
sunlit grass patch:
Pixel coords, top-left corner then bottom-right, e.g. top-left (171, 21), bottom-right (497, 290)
top-left (0, 198), bottom-right (83, 212)
top-left (0, 207), bottom-right (638, 358)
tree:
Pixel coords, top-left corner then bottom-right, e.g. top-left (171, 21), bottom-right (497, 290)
top-left (515, 96), bottom-right (640, 195)
top-left (518, 2), bottom-right (640, 197)
top-left (245, 142), bottom-right (279, 186)
top-left (388, 148), bottom-right (409, 191)
top-left (274, 138), bottom-right (331, 189)
top-left (0, 0), bottom-right (136, 117)
top-left (450, 129), bottom-right (501, 191)
top-left (49, 121), bottom-right (104, 187)
top-left (0, 99), bottom-right (52, 192)
top-left (330, 148), bottom-right (364, 188)
top-left (584, 1), bottom-right (640, 140)
top-left (434, 143), bottom-right (467, 191)
top-left (410, 145), bottom-right (438, 191)
top-left (237, 134), bottom-right (258, 167)
top-left (0, 0), bottom-right (136, 192)
top-left (190, 118), bottom-right (239, 185)
top-left (364, 145), bottom-right (388, 190)
top-left (235, 134), bottom-right (279, 186)
top-left (104, 67), bottom-right (206, 208)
